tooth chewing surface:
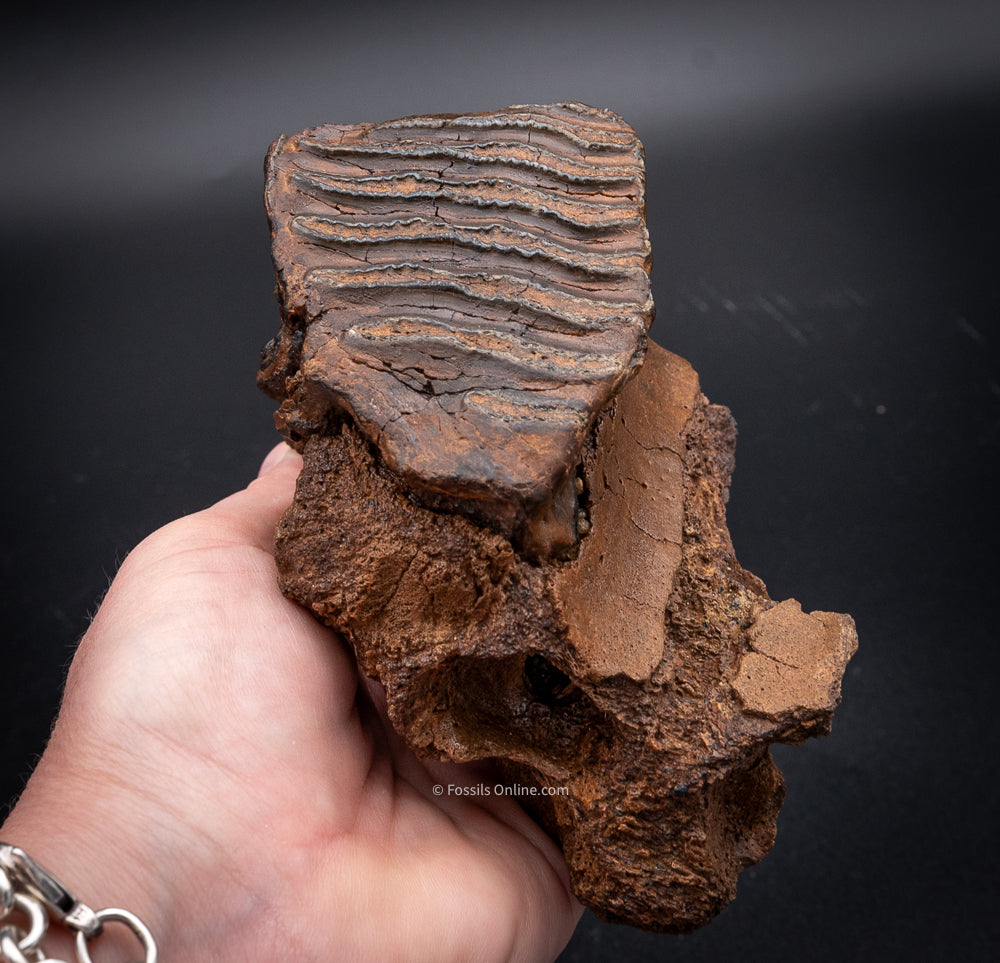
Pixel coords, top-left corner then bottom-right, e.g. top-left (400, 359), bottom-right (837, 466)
top-left (261, 102), bottom-right (654, 534)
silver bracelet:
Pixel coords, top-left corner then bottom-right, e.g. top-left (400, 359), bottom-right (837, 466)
top-left (0, 843), bottom-right (156, 963)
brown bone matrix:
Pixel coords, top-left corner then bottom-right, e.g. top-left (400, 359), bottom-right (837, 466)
top-left (258, 103), bottom-right (857, 932)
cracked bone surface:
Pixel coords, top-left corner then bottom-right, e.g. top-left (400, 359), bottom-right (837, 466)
top-left (258, 103), bottom-right (857, 932)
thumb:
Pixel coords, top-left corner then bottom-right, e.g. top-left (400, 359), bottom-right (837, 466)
top-left (205, 442), bottom-right (304, 552)
top-left (257, 440), bottom-right (301, 479)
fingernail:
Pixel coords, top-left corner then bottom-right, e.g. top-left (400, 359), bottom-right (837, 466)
top-left (258, 442), bottom-right (297, 476)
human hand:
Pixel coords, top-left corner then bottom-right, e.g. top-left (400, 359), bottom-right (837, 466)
top-left (1, 444), bottom-right (582, 962)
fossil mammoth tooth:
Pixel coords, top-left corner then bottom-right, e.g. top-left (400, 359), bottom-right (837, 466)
top-left (259, 103), bottom-right (857, 933)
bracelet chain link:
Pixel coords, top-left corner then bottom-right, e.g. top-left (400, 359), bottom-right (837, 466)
top-left (0, 844), bottom-right (156, 963)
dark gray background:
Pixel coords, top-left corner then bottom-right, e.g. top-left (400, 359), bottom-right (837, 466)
top-left (3, 2), bottom-right (998, 959)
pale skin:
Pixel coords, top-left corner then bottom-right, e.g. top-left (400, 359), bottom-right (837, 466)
top-left (1, 443), bottom-right (582, 961)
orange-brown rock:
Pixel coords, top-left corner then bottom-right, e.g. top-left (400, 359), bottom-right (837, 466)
top-left (259, 105), bottom-right (857, 932)
top-left (269, 341), bottom-right (857, 932)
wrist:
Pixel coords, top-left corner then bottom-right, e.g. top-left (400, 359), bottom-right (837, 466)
top-left (1, 749), bottom-right (171, 963)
